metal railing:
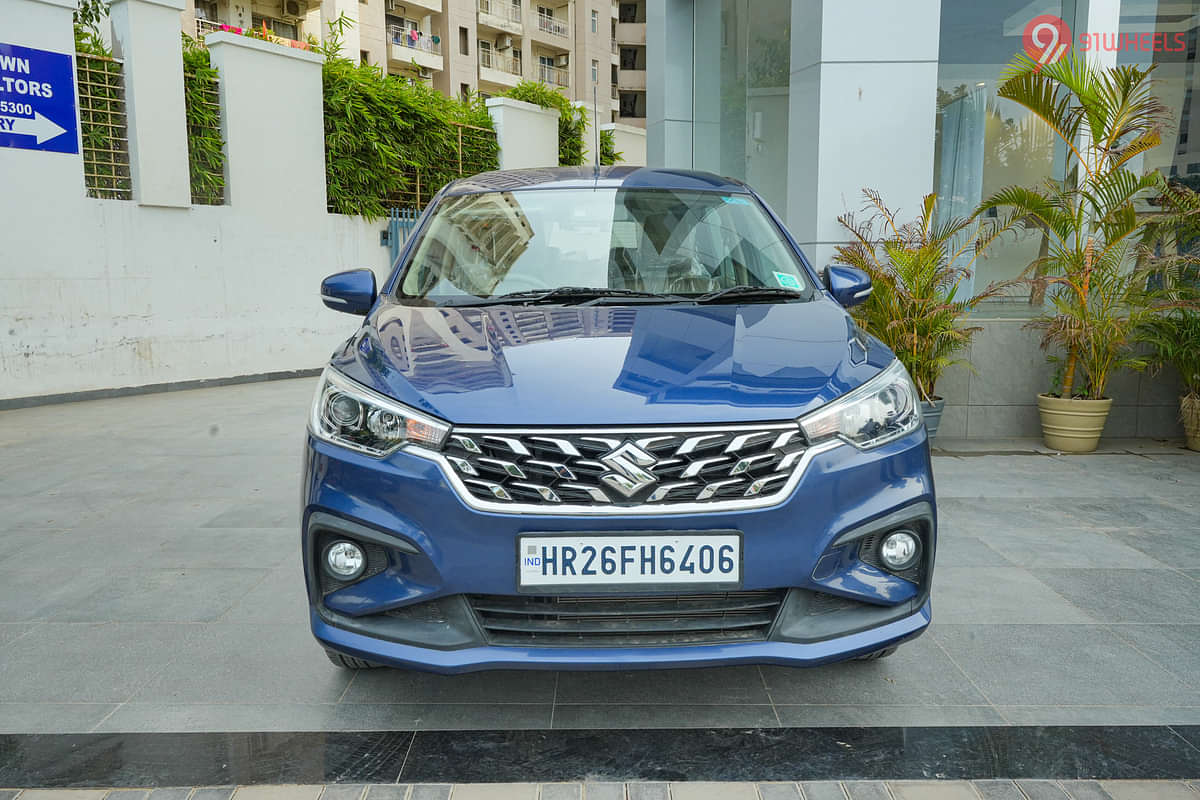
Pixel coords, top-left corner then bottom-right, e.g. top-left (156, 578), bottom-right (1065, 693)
top-left (538, 63), bottom-right (569, 87)
top-left (388, 25), bottom-right (443, 54)
top-left (537, 11), bottom-right (569, 37)
top-left (478, 0), bottom-right (521, 23)
top-left (611, 85), bottom-right (618, 100)
top-left (194, 17), bottom-right (222, 39)
top-left (76, 52), bottom-right (132, 200)
top-left (611, 39), bottom-right (617, 54)
top-left (480, 48), bottom-right (521, 75)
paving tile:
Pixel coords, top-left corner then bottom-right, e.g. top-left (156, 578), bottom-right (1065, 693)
top-left (1108, 624), bottom-right (1200, 693)
top-left (1059, 499), bottom-right (1200, 532)
top-left (668, 783), bottom-right (756, 800)
top-left (318, 787), bottom-right (364, 800)
top-left (363, 788), bottom-right (409, 800)
top-left (332, 703), bottom-right (553, 731)
top-left (1016, 781), bottom-right (1069, 800)
top-left (94, 703), bottom-right (343, 733)
top-left (0, 793), bottom-right (21, 800)
top-left (980, 527), bottom-right (1165, 569)
top-left (190, 788), bottom-right (235, 800)
top-left (580, 784), bottom-right (624, 800)
top-left (555, 667), bottom-right (768, 705)
top-left (538, 786), bottom-right (582, 800)
top-left (343, 669), bottom-right (553, 705)
top-left (0, 569), bottom-right (114, 622)
top-left (761, 635), bottom-right (986, 706)
top-left (934, 624), bottom-right (1199, 706)
top-left (889, 783), bottom-right (978, 799)
top-left (755, 784), bottom-right (801, 800)
top-left (0, 623), bottom-right (198, 703)
top-left (130, 623), bottom-right (352, 704)
top-left (41, 568), bottom-right (268, 623)
top-left (409, 787), bottom-right (451, 800)
top-left (0, 702), bottom-right (120, 733)
top-left (1109, 530), bottom-right (1200, 569)
top-left (1033, 568), bottom-right (1200, 624)
top-left (997, 706), bottom-right (1200, 725)
top-left (232, 789), bottom-right (324, 800)
top-left (1097, 782), bottom-right (1198, 800)
top-left (448, 786), bottom-right (537, 800)
top-left (774, 705), bottom-right (1005, 727)
top-left (934, 534), bottom-right (1013, 567)
top-left (146, 789), bottom-right (192, 800)
top-left (973, 780), bottom-right (1025, 799)
top-left (930, 567), bottom-right (1095, 624)
top-left (220, 564), bottom-right (310, 624)
top-left (551, 703), bottom-right (778, 729)
top-left (841, 782), bottom-right (889, 800)
top-left (18, 793), bottom-right (108, 800)
top-left (0, 623), bottom-right (33, 646)
top-left (625, 787), bottom-right (668, 800)
top-left (103, 792), bottom-right (149, 800)
top-left (798, 784), bottom-right (846, 800)
top-left (1060, 781), bottom-right (1114, 799)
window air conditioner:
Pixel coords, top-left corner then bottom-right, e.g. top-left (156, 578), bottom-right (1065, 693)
top-left (282, 0), bottom-right (304, 19)
top-left (496, 34), bottom-right (513, 49)
top-left (555, 53), bottom-right (569, 67)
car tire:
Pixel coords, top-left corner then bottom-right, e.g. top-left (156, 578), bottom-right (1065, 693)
top-left (855, 646), bottom-right (898, 661)
top-left (324, 648), bottom-right (384, 669)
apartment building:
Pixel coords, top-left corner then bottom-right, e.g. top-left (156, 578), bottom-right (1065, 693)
top-left (613, 0), bottom-right (645, 127)
top-left (181, 0), bottom-right (634, 124)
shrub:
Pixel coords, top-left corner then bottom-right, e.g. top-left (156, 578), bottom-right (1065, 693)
top-left (181, 35), bottom-right (225, 205)
top-left (599, 129), bottom-right (621, 166)
top-left (502, 80), bottom-right (587, 166)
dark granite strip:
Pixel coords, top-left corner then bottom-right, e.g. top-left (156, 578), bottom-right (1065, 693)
top-left (0, 727), bottom-right (1197, 787)
top-left (0, 731), bottom-right (413, 787)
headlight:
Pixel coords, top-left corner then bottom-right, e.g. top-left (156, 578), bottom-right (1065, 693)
top-left (310, 368), bottom-right (450, 456)
top-left (799, 360), bottom-right (922, 449)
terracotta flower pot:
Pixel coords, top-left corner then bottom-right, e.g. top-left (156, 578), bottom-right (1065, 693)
top-left (1181, 394), bottom-right (1200, 452)
top-left (920, 398), bottom-right (945, 440)
top-left (1036, 393), bottom-right (1113, 454)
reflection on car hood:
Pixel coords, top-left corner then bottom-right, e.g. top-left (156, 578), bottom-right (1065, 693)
top-left (330, 301), bottom-right (893, 426)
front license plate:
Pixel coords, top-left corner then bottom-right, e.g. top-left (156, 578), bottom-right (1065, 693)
top-left (518, 533), bottom-right (742, 592)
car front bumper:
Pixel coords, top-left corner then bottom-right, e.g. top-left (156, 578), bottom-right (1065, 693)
top-left (302, 427), bottom-right (936, 673)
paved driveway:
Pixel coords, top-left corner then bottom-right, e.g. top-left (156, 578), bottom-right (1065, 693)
top-left (0, 379), bottom-right (1197, 733)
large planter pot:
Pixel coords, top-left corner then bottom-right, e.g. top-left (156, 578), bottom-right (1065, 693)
top-left (1037, 393), bottom-right (1113, 453)
top-left (921, 398), bottom-right (946, 440)
top-left (1181, 394), bottom-right (1200, 452)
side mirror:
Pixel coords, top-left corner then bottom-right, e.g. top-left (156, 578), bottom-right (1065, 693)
top-left (825, 265), bottom-right (873, 308)
top-left (320, 269), bottom-right (377, 316)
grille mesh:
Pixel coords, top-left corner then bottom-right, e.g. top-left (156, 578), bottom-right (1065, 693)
top-left (468, 590), bottom-right (786, 647)
top-left (443, 425), bottom-right (807, 509)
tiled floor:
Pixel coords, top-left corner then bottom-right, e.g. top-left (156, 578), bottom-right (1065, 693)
top-left (1, 782), bottom-right (1199, 800)
top-left (0, 379), bottom-right (1198, 733)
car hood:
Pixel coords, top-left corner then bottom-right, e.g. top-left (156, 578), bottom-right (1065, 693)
top-left (330, 300), bottom-right (893, 426)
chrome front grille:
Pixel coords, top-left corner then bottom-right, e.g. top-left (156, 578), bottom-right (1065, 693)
top-left (437, 423), bottom-right (811, 511)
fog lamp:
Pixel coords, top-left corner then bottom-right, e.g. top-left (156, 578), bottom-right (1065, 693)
top-left (879, 529), bottom-right (920, 570)
top-left (324, 540), bottom-right (366, 580)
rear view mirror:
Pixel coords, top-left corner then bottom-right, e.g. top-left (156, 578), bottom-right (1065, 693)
top-left (825, 265), bottom-right (873, 308)
top-left (320, 269), bottom-right (377, 316)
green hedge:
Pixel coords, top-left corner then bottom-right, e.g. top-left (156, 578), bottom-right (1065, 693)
top-left (181, 35), bottom-right (225, 205)
top-left (501, 80), bottom-right (587, 167)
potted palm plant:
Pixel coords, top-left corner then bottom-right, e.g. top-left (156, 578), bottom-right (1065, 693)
top-left (835, 190), bottom-right (1012, 438)
top-left (975, 53), bottom-right (1173, 452)
top-left (1138, 309), bottom-right (1200, 450)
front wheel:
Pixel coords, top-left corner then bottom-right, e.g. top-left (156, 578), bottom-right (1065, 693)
top-left (855, 646), bottom-right (899, 661)
top-left (324, 648), bottom-right (384, 670)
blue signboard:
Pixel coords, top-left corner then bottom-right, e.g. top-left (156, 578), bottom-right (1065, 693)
top-left (0, 42), bottom-right (78, 154)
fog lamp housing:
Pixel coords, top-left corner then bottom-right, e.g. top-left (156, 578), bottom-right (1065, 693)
top-left (323, 540), bottom-right (366, 581)
top-left (879, 529), bottom-right (920, 571)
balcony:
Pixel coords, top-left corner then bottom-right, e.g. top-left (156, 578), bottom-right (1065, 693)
top-left (537, 63), bottom-right (569, 88)
top-left (617, 68), bottom-right (645, 91)
top-left (388, 25), bottom-right (444, 72)
top-left (479, 48), bottom-right (523, 87)
top-left (478, 0), bottom-right (523, 35)
top-left (403, 0), bottom-right (443, 12)
top-left (194, 17), bottom-right (222, 39)
top-left (615, 22), bottom-right (645, 44)
top-left (611, 85), bottom-right (618, 100)
top-left (537, 11), bottom-right (569, 38)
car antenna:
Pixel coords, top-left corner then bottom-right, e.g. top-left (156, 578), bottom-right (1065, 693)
top-left (593, 83), bottom-right (601, 181)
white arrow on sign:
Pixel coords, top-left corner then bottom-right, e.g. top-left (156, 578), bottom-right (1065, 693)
top-left (0, 112), bottom-right (68, 145)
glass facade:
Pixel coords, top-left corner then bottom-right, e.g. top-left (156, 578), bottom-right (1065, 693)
top-left (934, 0), bottom-right (1200, 309)
top-left (691, 0), bottom-right (792, 217)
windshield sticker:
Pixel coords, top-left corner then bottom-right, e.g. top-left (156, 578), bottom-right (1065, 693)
top-left (774, 272), bottom-right (802, 290)
top-left (723, 196), bottom-right (751, 205)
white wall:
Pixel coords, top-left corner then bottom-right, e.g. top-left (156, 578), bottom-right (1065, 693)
top-left (485, 97), bottom-right (559, 170)
top-left (0, 0), bottom-right (391, 402)
top-left (601, 122), bottom-right (646, 166)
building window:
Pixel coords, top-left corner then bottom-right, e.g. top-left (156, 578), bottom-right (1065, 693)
top-left (461, 82), bottom-right (471, 100)
top-left (591, 59), bottom-right (599, 83)
top-left (591, 9), bottom-right (599, 32)
top-left (195, 0), bottom-right (217, 20)
top-left (251, 15), bottom-right (298, 40)
top-left (360, 50), bottom-right (370, 65)
top-left (459, 26), bottom-right (469, 55)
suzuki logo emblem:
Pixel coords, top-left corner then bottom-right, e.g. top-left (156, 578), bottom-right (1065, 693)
top-left (599, 442), bottom-right (659, 498)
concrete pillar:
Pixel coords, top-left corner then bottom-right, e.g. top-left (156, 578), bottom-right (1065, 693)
top-left (786, 0), bottom-right (941, 270)
top-left (321, 0), bottom-right (362, 58)
top-left (645, 0), bottom-right (692, 167)
top-left (0, 0), bottom-right (85, 200)
top-left (486, 97), bottom-right (559, 169)
top-left (205, 32), bottom-right (326, 216)
top-left (109, 0), bottom-right (192, 208)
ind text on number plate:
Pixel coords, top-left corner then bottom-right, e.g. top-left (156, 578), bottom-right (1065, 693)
top-left (519, 533), bottom-right (741, 589)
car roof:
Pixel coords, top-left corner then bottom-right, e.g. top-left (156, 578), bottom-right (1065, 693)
top-left (443, 166), bottom-right (752, 196)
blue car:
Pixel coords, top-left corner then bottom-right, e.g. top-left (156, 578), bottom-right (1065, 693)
top-left (304, 167), bottom-right (935, 673)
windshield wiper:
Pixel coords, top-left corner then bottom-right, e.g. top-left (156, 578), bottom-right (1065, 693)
top-left (693, 285), bottom-right (806, 304)
top-left (451, 286), bottom-right (687, 307)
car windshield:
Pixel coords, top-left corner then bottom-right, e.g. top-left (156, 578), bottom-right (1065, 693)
top-left (396, 188), bottom-right (815, 305)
